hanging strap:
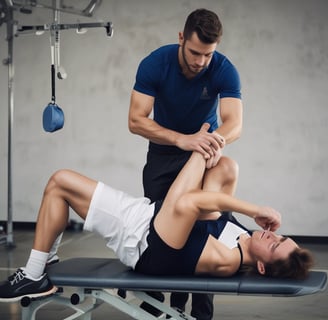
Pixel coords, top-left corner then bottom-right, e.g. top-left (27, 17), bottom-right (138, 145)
top-left (50, 30), bottom-right (56, 104)
top-left (51, 63), bottom-right (56, 104)
top-left (49, 0), bottom-right (59, 104)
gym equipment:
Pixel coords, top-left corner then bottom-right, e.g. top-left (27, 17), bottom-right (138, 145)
top-left (0, 0), bottom-right (113, 246)
top-left (20, 257), bottom-right (327, 320)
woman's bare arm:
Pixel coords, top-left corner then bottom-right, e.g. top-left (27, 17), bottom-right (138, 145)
top-left (178, 190), bottom-right (281, 231)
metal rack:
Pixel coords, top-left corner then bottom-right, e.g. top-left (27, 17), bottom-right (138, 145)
top-left (0, 0), bottom-right (113, 247)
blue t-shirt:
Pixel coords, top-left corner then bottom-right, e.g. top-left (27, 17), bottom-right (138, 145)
top-left (133, 44), bottom-right (241, 152)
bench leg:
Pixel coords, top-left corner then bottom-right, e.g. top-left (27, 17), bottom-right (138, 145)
top-left (21, 289), bottom-right (99, 320)
top-left (21, 287), bottom-right (196, 320)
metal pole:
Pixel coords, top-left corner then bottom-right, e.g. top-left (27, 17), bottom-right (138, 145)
top-left (5, 6), bottom-right (15, 247)
top-left (0, 1), bottom-right (112, 247)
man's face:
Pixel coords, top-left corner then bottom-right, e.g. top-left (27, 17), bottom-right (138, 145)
top-left (179, 32), bottom-right (217, 77)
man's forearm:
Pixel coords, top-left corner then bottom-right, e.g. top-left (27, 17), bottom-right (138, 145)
top-left (217, 97), bottom-right (243, 144)
top-left (215, 119), bottom-right (242, 145)
top-left (129, 117), bottom-right (180, 146)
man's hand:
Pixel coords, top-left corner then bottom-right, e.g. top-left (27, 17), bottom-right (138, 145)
top-left (176, 123), bottom-right (225, 161)
top-left (205, 145), bottom-right (222, 169)
top-left (254, 206), bottom-right (282, 232)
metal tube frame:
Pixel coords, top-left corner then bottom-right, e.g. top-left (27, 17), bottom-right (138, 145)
top-left (0, 1), bottom-right (112, 247)
top-left (0, 4), bottom-right (15, 248)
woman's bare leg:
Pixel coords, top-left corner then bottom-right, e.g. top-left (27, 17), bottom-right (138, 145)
top-left (154, 153), bottom-right (239, 249)
top-left (202, 156), bottom-right (239, 194)
top-left (33, 169), bottom-right (97, 253)
top-left (154, 152), bottom-right (207, 248)
top-left (0, 170), bottom-right (98, 299)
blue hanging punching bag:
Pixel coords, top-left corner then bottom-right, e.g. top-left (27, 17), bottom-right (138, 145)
top-left (43, 102), bottom-right (64, 132)
top-left (43, 61), bottom-right (64, 132)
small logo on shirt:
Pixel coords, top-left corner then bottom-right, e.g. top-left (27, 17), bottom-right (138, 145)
top-left (200, 86), bottom-right (210, 100)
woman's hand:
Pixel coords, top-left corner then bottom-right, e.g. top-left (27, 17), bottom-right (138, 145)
top-left (254, 206), bottom-right (282, 232)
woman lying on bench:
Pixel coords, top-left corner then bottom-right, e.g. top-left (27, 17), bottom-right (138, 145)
top-left (0, 151), bottom-right (313, 301)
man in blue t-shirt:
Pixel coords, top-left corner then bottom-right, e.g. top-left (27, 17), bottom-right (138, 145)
top-left (129, 8), bottom-right (243, 320)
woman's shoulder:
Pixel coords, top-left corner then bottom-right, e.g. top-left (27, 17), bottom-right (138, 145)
top-left (196, 235), bottom-right (241, 276)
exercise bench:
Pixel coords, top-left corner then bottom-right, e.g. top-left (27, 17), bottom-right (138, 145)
top-left (21, 257), bottom-right (327, 320)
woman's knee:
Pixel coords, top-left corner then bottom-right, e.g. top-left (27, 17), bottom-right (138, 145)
top-left (44, 169), bottom-right (72, 194)
top-left (216, 156), bottom-right (239, 182)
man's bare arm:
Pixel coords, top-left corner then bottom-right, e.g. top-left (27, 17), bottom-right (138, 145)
top-left (128, 90), bottom-right (224, 158)
top-left (215, 97), bottom-right (243, 144)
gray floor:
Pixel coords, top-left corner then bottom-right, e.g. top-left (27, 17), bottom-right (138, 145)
top-left (0, 228), bottom-right (327, 320)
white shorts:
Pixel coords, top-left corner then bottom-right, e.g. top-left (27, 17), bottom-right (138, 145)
top-left (84, 182), bottom-right (155, 268)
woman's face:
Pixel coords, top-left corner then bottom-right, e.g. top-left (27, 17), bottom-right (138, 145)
top-left (250, 230), bottom-right (298, 264)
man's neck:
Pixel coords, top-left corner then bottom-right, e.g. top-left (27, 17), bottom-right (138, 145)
top-left (178, 47), bottom-right (196, 79)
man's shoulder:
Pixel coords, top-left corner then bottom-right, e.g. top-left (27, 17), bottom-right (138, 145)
top-left (207, 51), bottom-right (240, 85)
top-left (146, 44), bottom-right (179, 62)
top-left (211, 51), bottom-right (235, 69)
top-left (138, 44), bottom-right (179, 73)
top-left (151, 44), bottom-right (179, 54)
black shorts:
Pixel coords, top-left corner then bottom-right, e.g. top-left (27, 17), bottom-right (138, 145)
top-left (143, 145), bottom-right (192, 201)
top-left (135, 201), bottom-right (205, 276)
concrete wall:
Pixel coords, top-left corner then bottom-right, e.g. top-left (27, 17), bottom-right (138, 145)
top-left (0, 0), bottom-right (327, 236)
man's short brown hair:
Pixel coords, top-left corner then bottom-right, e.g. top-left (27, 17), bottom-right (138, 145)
top-left (183, 8), bottom-right (222, 44)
